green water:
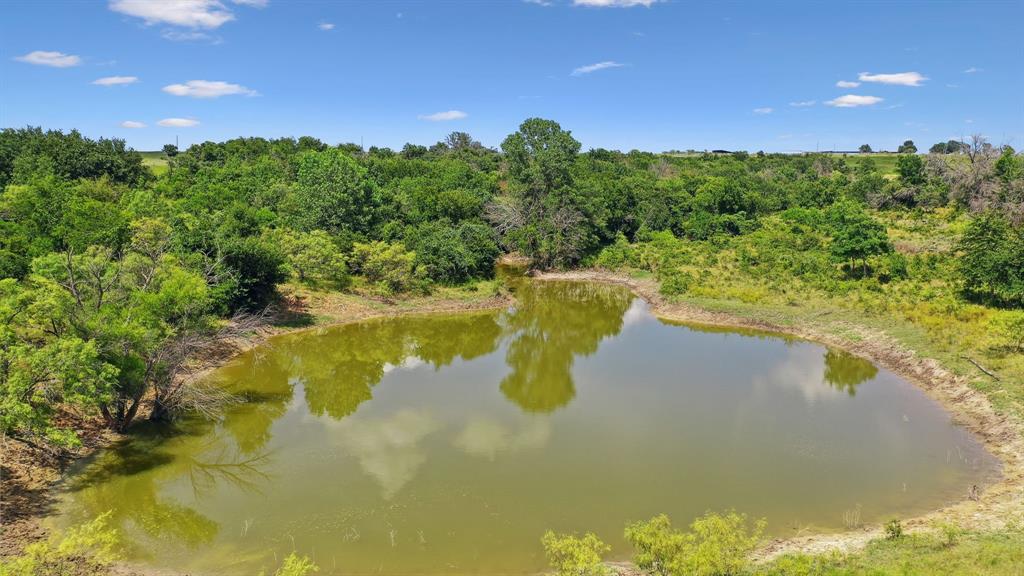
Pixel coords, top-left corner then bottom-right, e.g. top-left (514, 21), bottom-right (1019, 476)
top-left (52, 280), bottom-right (999, 575)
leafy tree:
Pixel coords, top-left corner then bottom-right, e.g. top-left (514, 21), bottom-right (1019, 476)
top-left (162, 144), bottom-right (179, 158)
top-left (827, 200), bottom-right (892, 276)
top-left (624, 512), bottom-right (765, 576)
top-left (0, 279), bottom-right (117, 445)
top-left (285, 148), bottom-right (375, 235)
top-left (349, 241), bottom-right (426, 295)
top-left (487, 118), bottom-right (587, 268)
top-left (958, 211), bottom-right (1024, 307)
top-left (897, 154), bottom-right (926, 186)
top-left (270, 229), bottom-right (348, 287)
top-left (897, 139), bottom-right (918, 154)
top-left (541, 531), bottom-right (610, 576)
top-left (858, 144), bottom-right (872, 153)
top-left (220, 236), bottom-right (288, 311)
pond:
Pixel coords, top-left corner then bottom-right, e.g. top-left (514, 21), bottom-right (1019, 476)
top-left (51, 279), bottom-right (999, 575)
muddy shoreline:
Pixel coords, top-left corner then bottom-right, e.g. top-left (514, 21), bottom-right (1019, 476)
top-left (4, 272), bottom-right (1021, 571)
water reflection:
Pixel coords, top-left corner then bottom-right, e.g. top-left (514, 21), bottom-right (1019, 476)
top-left (823, 349), bottom-right (877, 396)
top-left (62, 423), bottom-right (273, 552)
top-left (453, 417), bottom-right (552, 460)
top-left (51, 279), bottom-right (996, 575)
top-left (499, 282), bottom-right (632, 412)
top-left (325, 408), bottom-right (441, 499)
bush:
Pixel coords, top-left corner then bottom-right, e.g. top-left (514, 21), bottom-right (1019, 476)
top-left (221, 236), bottom-right (288, 311)
top-left (349, 241), bottom-right (428, 295)
top-left (595, 232), bottom-right (633, 269)
top-left (992, 311), bottom-right (1024, 351)
top-left (958, 212), bottom-right (1024, 307)
top-left (541, 530), bottom-right (611, 576)
top-left (406, 221), bottom-right (499, 283)
top-left (270, 229), bottom-right (349, 288)
top-left (659, 269), bottom-right (693, 297)
top-left (885, 519), bottom-right (904, 540)
top-left (624, 512), bottom-right (765, 576)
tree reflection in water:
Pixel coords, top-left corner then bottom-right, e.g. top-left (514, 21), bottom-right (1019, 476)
top-left (499, 281), bottom-right (632, 412)
top-left (822, 348), bottom-right (878, 396)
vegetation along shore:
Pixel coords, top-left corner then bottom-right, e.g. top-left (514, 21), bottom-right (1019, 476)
top-left (2, 120), bottom-right (1023, 575)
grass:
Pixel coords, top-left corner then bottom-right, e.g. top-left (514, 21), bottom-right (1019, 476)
top-left (594, 208), bottom-right (1024, 573)
top-left (762, 527), bottom-right (1024, 575)
top-left (832, 153), bottom-right (900, 176)
top-left (139, 151), bottom-right (169, 176)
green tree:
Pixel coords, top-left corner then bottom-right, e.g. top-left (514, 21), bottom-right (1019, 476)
top-left (827, 200), bottom-right (892, 276)
top-left (958, 211), bottom-right (1024, 307)
top-left (897, 154), bottom-right (925, 186)
top-left (624, 512), bottom-right (765, 576)
top-left (270, 229), bottom-right (348, 287)
top-left (285, 148), bottom-right (375, 235)
top-left (541, 531), bottom-right (610, 576)
top-left (349, 241), bottom-right (427, 295)
top-left (488, 118), bottom-right (587, 268)
top-left (897, 139), bottom-right (918, 154)
top-left (858, 144), bottom-right (872, 153)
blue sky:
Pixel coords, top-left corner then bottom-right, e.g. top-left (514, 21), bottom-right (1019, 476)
top-left (2, 0), bottom-right (1022, 152)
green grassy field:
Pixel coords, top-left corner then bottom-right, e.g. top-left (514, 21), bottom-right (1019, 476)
top-left (834, 153), bottom-right (900, 176)
top-left (139, 151), bottom-right (169, 176)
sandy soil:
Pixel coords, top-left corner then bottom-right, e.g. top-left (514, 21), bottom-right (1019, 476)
top-left (533, 269), bottom-right (1024, 560)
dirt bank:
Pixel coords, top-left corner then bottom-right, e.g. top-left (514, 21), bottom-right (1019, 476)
top-left (534, 269), bottom-right (1024, 560)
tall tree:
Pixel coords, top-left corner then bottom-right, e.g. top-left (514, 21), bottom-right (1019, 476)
top-left (486, 118), bottom-right (587, 268)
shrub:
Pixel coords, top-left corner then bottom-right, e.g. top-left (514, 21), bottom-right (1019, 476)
top-left (349, 241), bottom-right (428, 295)
top-left (624, 512), bottom-right (765, 576)
top-left (885, 519), bottom-right (904, 540)
top-left (958, 212), bottom-right (1024, 307)
top-left (992, 310), bottom-right (1024, 351)
top-left (659, 270), bottom-right (693, 297)
top-left (595, 232), bottom-right (633, 269)
top-left (270, 229), bottom-right (349, 288)
top-left (221, 236), bottom-right (288, 311)
top-left (541, 530), bottom-right (611, 576)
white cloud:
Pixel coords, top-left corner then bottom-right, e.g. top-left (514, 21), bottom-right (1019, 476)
top-left (571, 60), bottom-right (624, 76)
top-left (318, 22), bottom-right (335, 30)
top-left (157, 118), bottom-right (200, 127)
top-left (232, 0), bottom-right (267, 6)
top-left (161, 29), bottom-right (219, 42)
top-left (753, 107), bottom-right (773, 115)
top-left (14, 50), bottom-right (81, 68)
top-left (524, 0), bottom-right (553, 5)
top-left (857, 71), bottom-right (927, 86)
top-left (836, 80), bottom-right (860, 88)
top-left (162, 79), bottom-right (256, 98)
top-left (120, 120), bottom-right (146, 128)
top-left (825, 95), bottom-right (884, 108)
top-left (109, 0), bottom-right (234, 29)
top-left (573, 0), bottom-right (660, 6)
top-left (93, 75), bottom-right (139, 86)
top-left (963, 67), bottom-right (982, 74)
top-left (418, 110), bottom-right (468, 122)
top-left (789, 100), bottom-right (815, 107)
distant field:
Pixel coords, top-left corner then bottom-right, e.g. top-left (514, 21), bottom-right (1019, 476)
top-left (139, 151), bottom-right (169, 176)
top-left (832, 152), bottom-right (900, 176)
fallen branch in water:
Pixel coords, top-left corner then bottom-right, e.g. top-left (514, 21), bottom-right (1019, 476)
top-left (961, 356), bottom-right (1000, 381)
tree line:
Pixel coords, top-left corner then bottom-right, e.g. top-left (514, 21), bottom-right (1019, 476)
top-left (1, 120), bottom-right (1022, 445)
